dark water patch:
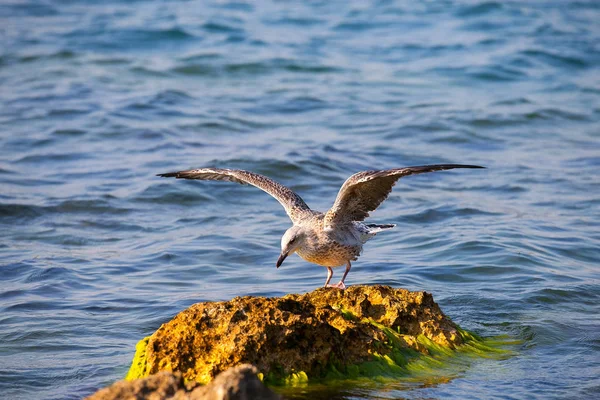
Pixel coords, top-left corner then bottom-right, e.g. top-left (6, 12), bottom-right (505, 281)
top-left (0, 261), bottom-right (36, 281)
top-left (527, 287), bottom-right (600, 306)
top-left (225, 62), bottom-right (271, 75)
top-left (51, 128), bottom-right (87, 137)
top-left (17, 50), bottom-right (77, 64)
top-left (179, 121), bottom-right (249, 134)
top-left (0, 2), bottom-right (59, 17)
top-left (562, 156), bottom-right (600, 167)
top-left (117, 92), bottom-right (198, 120)
top-left (427, 131), bottom-right (506, 151)
top-left (491, 97), bottom-right (532, 106)
top-left (0, 289), bottom-right (28, 301)
top-left (282, 63), bottom-right (340, 74)
top-left (171, 63), bottom-right (219, 76)
top-left (77, 219), bottom-right (146, 233)
top-left (270, 16), bottom-right (327, 27)
top-left (202, 21), bottom-right (244, 34)
top-left (91, 56), bottom-right (132, 65)
top-left (24, 266), bottom-right (74, 284)
top-left (77, 27), bottom-right (196, 51)
top-left (246, 95), bottom-right (328, 115)
top-left (52, 200), bottom-right (133, 216)
top-left (468, 65), bottom-right (527, 82)
top-left (543, 243), bottom-right (600, 264)
top-left (4, 300), bottom-right (74, 313)
top-left (455, 2), bottom-right (503, 17)
top-left (134, 185), bottom-right (214, 205)
top-left (521, 49), bottom-right (588, 69)
top-left (523, 108), bottom-right (589, 122)
top-left (461, 264), bottom-right (526, 277)
top-left (15, 151), bottom-right (90, 164)
top-left (28, 234), bottom-right (91, 247)
top-left (389, 121), bottom-right (453, 136)
top-left (131, 142), bottom-right (185, 154)
top-left (129, 66), bottom-right (170, 77)
top-left (172, 58), bottom-right (340, 77)
top-left (414, 265), bottom-right (479, 284)
top-left (406, 101), bottom-right (450, 109)
top-left (400, 206), bottom-right (499, 225)
top-left (179, 52), bottom-right (223, 63)
top-left (0, 203), bottom-right (45, 223)
top-left (148, 89), bottom-right (194, 106)
top-left (134, 129), bottom-right (169, 140)
top-left (48, 107), bottom-right (94, 118)
top-left (440, 240), bottom-right (505, 262)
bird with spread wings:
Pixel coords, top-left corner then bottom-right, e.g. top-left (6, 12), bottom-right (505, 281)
top-left (158, 164), bottom-right (484, 289)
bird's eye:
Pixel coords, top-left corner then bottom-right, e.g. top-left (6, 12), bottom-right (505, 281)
top-left (290, 237), bottom-right (296, 243)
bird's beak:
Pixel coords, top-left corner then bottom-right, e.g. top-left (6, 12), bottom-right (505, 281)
top-left (276, 252), bottom-right (288, 268)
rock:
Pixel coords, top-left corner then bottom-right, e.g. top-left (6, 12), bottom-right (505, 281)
top-left (126, 285), bottom-right (463, 384)
top-left (190, 364), bottom-right (281, 400)
top-left (86, 364), bottom-right (281, 400)
top-left (86, 370), bottom-right (189, 400)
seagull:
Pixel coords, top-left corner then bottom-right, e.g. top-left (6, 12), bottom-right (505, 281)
top-left (158, 164), bottom-right (484, 289)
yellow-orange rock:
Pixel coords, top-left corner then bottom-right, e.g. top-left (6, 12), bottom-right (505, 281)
top-left (127, 285), bottom-right (462, 384)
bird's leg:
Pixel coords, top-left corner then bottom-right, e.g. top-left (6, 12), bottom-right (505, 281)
top-left (327, 261), bottom-right (351, 290)
top-left (323, 267), bottom-right (334, 287)
top-left (340, 261), bottom-right (351, 285)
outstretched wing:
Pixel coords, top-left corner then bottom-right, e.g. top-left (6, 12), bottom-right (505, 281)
top-left (157, 168), bottom-right (312, 223)
top-left (324, 164), bottom-right (484, 228)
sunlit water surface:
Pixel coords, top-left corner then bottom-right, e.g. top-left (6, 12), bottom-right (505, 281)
top-left (1, 1), bottom-right (599, 399)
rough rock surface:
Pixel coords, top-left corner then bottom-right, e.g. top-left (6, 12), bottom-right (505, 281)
top-left (127, 285), bottom-right (462, 384)
top-left (86, 364), bottom-right (281, 400)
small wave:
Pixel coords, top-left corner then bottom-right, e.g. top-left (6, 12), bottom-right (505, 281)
top-left (427, 130), bottom-right (505, 151)
top-left (469, 65), bottom-right (527, 82)
top-left (52, 200), bottom-right (132, 215)
top-left (0, 204), bottom-right (44, 222)
top-left (283, 64), bottom-right (340, 73)
top-left (129, 66), bottom-right (170, 77)
top-left (491, 97), bottom-right (532, 106)
top-left (523, 108), bottom-right (589, 122)
top-left (179, 52), bottom-right (223, 63)
top-left (202, 21), bottom-right (244, 33)
top-left (455, 1), bottom-right (502, 17)
top-left (562, 156), bottom-right (600, 168)
top-left (91, 56), bottom-right (132, 66)
top-left (15, 152), bottom-right (89, 164)
top-left (270, 16), bottom-right (326, 27)
top-left (521, 49), bottom-right (588, 69)
top-left (69, 26), bottom-right (195, 50)
top-left (51, 128), bottom-right (86, 137)
top-left (401, 206), bottom-right (500, 224)
top-left (113, 27), bottom-right (194, 42)
top-left (3, 2), bottom-right (59, 17)
top-left (526, 287), bottom-right (598, 306)
top-left (171, 58), bottom-right (340, 77)
top-left (171, 64), bottom-right (218, 76)
top-left (134, 185), bottom-right (213, 205)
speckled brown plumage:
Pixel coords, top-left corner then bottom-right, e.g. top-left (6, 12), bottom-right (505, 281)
top-left (157, 168), bottom-right (312, 223)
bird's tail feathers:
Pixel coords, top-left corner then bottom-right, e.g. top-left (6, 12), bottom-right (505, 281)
top-left (366, 223), bottom-right (396, 233)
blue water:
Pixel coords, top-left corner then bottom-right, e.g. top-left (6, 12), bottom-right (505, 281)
top-left (1, 1), bottom-right (599, 399)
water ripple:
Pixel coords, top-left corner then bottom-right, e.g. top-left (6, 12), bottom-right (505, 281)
top-left (1, 0), bottom-right (599, 399)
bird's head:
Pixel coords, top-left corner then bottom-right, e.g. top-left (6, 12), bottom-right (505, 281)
top-left (276, 225), bottom-right (306, 268)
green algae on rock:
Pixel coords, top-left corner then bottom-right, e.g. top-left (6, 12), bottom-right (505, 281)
top-left (127, 285), bottom-right (493, 385)
top-left (125, 336), bottom-right (150, 381)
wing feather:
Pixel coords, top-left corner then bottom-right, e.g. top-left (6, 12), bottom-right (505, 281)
top-left (324, 164), bottom-right (484, 228)
top-left (157, 168), bottom-right (311, 223)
